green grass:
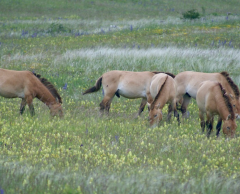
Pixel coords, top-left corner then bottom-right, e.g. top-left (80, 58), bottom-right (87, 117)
top-left (1, 0), bottom-right (240, 193)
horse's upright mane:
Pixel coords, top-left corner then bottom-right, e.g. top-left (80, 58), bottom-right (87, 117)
top-left (152, 71), bottom-right (175, 78)
top-left (150, 76), bottom-right (168, 110)
top-left (218, 83), bottom-right (235, 120)
top-left (220, 71), bottom-right (240, 98)
top-left (33, 73), bottom-right (62, 104)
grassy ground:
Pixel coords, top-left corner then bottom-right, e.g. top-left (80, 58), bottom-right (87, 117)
top-left (1, 0), bottom-right (240, 193)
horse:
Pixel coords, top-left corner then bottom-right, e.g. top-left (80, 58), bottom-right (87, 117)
top-left (148, 73), bottom-right (179, 127)
top-left (174, 71), bottom-right (240, 118)
top-left (196, 81), bottom-right (237, 138)
top-left (0, 68), bottom-right (63, 117)
top-left (82, 70), bottom-right (175, 116)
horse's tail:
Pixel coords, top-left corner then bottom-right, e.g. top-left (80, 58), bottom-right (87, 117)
top-left (33, 72), bottom-right (62, 104)
top-left (152, 71), bottom-right (175, 78)
top-left (220, 71), bottom-right (240, 98)
top-left (82, 76), bottom-right (102, 95)
top-left (150, 75), bottom-right (169, 110)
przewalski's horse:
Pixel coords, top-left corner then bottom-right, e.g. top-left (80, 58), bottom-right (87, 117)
top-left (82, 70), bottom-right (175, 116)
top-left (148, 73), bottom-right (179, 127)
top-left (196, 81), bottom-right (237, 138)
top-left (0, 68), bottom-right (63, 117)
top-left (175, 71), bottom-right (240, 118)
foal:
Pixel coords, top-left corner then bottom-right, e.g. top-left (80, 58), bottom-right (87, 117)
top-left (148, 73), bottom-right (179, 127)
top-left (83, 70), bottom-right (174, 116)
top-left (0, 68), bottom-right (63, 117)
top-left (196, 81), bottom-right (237, 138)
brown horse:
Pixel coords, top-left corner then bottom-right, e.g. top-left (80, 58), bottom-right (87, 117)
top-left (0, 68), bottom-right (63, 117)
top-left (82, 70), bottom-right (175, 116)
top-left (148, 73), bottom-right (179, 127)
top-left (196, 81), bottom-right (237, 138)
top-left (175, 71), bottom-right (240, 118)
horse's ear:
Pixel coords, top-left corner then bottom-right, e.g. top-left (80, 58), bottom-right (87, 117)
top-left (226, 114), bottom-right (231, 120)
top-left (156, 103), bottom-right (161, 109)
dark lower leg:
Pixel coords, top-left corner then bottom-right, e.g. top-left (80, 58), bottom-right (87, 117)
top-left (206, 120), bottom-right (213, 138)
top-left (20, 99), bottom-right (26, 115)
top-left (216, 118), bottom-right (222, 137)
top-left (174, 110), bottom-right (180, 125)
top-left (167, 104), bottom-right (173, 121)
top-left (181, 94), bottom-right (191, 118)
top-left (138, 99), bottom-right (147, 116)
top-left (29, 104), bottom-right (35, 116)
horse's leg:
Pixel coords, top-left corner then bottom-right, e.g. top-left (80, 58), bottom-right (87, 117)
top-left (20, 99), bottom-right (27, 115)
top-left (167, 104), bottom-right (173, 121)
top-left (137, 98), bottom-right (147, 116)
top-left (206, 113), bottom-right (213, 138)
top-left (180, 94), bottom-right (191, 118)
top-left (173, 101), bottom-right (180, 125)
top-left (26, 96), bottom-right (35, 116)
top-left (216, 116), bottom-right (222, 137)
top-left (199, 110), bottom-right (205, 133)
top-left (99, 95), bottom-right (114, 115)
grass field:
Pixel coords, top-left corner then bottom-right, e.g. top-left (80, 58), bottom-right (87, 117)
top-left (1, 0), bottom-right (240, 193)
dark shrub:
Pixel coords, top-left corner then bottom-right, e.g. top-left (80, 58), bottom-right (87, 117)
top-left (182, 9), bottom-right (200, 20)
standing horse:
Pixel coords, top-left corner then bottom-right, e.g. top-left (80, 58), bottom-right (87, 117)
top-left (148, 73), bottom-right (179, 127)
top-left (0, 68), bottom-right (63, 117)
top-left (174, 71), bottom-right (240, 118)
top-left (196, 81), bottom-right (237, 138)
top-left (82, 70), bottom-right (175, 116)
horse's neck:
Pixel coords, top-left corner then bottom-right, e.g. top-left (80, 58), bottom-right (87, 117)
top-left (215, 94), bottom-right (231, 120)
top-left (220, 77), bottom-right (234, 96)
top-left (34, 83), bottom-right (56, 106)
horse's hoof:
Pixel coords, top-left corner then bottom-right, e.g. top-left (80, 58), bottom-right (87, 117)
top-left (182, 111), bottom-right (190, 118)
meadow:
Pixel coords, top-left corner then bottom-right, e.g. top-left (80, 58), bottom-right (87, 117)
top-left (1, 0), bottom-right (240, 193)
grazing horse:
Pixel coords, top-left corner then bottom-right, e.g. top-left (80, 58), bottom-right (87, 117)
top-left (0, 68), bottom-right (63, 117)
top-left (82, 70), bottom-right (175, 116)
top-left (148, 73), bottom-right (179, 127)
top-left (175, 71), bottom-right (240, 118)
top-left (196, 81), bottom-right (237, 138)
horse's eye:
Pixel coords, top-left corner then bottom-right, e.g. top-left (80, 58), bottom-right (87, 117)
top-left (227, 126), bottom-right (230, 130)
top-left (233, 104), bottom-right (236, 107)
top-left (154, 114), bottom-right (158, 118)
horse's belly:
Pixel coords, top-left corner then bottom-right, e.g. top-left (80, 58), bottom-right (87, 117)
top-left (118, 89), bottom-right (146, 99)
top-left (0, 89), bottom-right (24, 98)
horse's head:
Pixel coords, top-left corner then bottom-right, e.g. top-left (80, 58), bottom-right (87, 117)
top-left (149, 103), bottom-right (162, 128)
top-left (229, 94), bottom-right (240, 119)
top-left (49, 103), bottom-right (64, 118)
top-left (222, 114), bottom-right (237, 138)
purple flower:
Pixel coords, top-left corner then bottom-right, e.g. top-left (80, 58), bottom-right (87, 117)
top-left (130, 25), bottom-right (133, 31)
top-left (75, 32), bottom-right (80, 37)
top-left (63, 83), bottom-right (67, 90)
top-left (0, 188), bottom-right (4, 194)
top-left (115, 135), bottom-right (119, 142)
top-left (31, 33), bottom-right (37, 38)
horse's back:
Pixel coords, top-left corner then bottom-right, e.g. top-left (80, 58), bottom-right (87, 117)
top-left (150, 73), bottom-right (176, 102)
top-left (102, 70), bottom-right (155, 99)
top-left (175, 71), bottom-right (222, 98)
top-left (151, 73), bottom-right (170, 98)
top-left (0, 69), bottom-right (36, 98)
top-left (196, 81), bottom-right (219, 113)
